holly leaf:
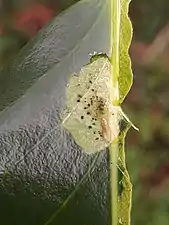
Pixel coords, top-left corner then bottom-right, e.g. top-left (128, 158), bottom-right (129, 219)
top-left (0, 0), bottom-right (112, 225)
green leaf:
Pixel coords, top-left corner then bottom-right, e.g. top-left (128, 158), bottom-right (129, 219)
top-left (119, 0), bottom-right (133, 103)
top-left (0, 0), bottom-right (111, 112)
top-left (0, 1), bottom-right (112, 225)
top-left (117, 128), bottom-right (133, 225)
top-left (110, 0), bottom-right (133, 225)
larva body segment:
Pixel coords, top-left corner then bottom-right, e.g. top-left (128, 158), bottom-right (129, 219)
top-left (101, 117), bottom-right (112, 142)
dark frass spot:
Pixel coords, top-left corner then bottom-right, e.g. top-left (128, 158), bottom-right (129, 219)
top-left (92, 123), bottom-right (96, 125)
top-left (89, 80), bottom-right (92, 84)
top-left (95, 137), bottom-right (99, 140)
top-left (92, 89), bottom-right (94, 91)
top-left (98, 131), bottom-right (103, 137)
top-left (87, 104), bottom-right (90, 107)
top-left (81, 116), bottom-right (84, 119)
top-left (99, 132), bottom-right (103, 137)
top-left (87, 112), bottom-right (90, 115)
top-left (77, 94), bottom-right (82, 102)
top-left (88, 126), bottom-right (92, 129)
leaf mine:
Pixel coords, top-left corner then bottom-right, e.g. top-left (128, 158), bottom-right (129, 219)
top-left (61, 56), bottom-right (122, 154)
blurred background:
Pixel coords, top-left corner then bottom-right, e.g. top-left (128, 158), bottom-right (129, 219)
top-left (0, 0), bottom-right (169, 224)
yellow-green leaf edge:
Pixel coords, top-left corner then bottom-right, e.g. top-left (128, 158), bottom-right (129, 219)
top-left (119, 0), bottom-right (133, 104)
top-left (118, 0), bottom-right (133, 224)
top-left (110, 0), bottom-right (133, 224)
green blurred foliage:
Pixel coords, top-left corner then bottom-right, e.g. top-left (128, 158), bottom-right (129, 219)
top-left (125, 1), bottom-right (169, 224)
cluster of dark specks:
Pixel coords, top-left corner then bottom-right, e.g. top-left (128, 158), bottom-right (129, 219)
top-left (75, 75), bottom-right (108, 142)
top-left (76, 98), bottom-right (106, 141)
top-left (76, 94), bottom-right (82, 103)
top-left (97, 97), bottom-right (105, 114)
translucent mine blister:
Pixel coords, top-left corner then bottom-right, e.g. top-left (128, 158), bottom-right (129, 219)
top-left (61, 56), bottom-right (122, 154)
